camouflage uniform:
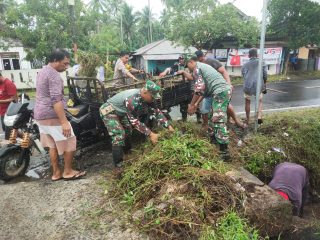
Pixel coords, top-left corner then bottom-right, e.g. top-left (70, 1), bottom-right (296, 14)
top-left (100, 82), bottom-right (169, 146)
top-left (207, 90), bottom-right (231, 144)
top-left (193, 62), bottom-right (231, 144)
top-left (100, 107), bottom-right (132, 146)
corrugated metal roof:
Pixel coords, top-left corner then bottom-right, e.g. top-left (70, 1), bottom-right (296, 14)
top-left (133, 40), bottom-right (166, 56)
top-left (133, 40), bottom-right (197, 57)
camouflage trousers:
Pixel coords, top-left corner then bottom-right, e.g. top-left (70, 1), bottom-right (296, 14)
top-left (100, 104), bottom-right (132, 146)
top-left (208, 90), bottom-right (231, 145)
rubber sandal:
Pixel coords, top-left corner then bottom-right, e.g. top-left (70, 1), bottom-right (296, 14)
top-left (63, 171), bottom-right (86, 181)
top-left (51, 177), bottom-right (63, 182)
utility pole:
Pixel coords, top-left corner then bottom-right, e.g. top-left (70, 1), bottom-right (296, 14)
top-left (148, 0), bottom-right (153, 43)
top-left (254, 0), bottom-right (268, 132)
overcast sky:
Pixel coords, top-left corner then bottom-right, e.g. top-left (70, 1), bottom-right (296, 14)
top-left (126, 0), bottom-right (263, 19)
top-left (126, 0), bottom-right (320, 20)
top-left (83, 0), bottom-right (320, 20)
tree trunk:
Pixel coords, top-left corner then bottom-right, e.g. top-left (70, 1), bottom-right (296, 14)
top-left (284, 49), bottom-right (290, 75)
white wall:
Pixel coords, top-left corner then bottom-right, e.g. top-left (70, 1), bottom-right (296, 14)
top-left (0, 46), bottom-right (32, 70)
top-left (1, 68), bottom-right (76, 89)
top-left (225, 64), bottom-right (280, 77)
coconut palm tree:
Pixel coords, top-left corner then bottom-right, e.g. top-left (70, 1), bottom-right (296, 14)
top-left (87, 0), bottom-right (108, 13)
top-left (118, 3), bottom-right (138, 49)
top-left (137, 6), bottom-right (155, 43)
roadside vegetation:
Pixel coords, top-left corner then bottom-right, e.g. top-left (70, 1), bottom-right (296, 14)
top-left (102, 109), bottom-right (320, 239)
top-left (238, 108), bottom-right (320, 193)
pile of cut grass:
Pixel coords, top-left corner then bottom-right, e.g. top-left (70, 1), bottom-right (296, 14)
top-left (109, 123), bottom-right (264, 239)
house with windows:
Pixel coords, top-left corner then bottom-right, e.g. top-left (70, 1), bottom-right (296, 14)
top-left (0, 39), bottom-right (32, 70)
top-left (132, 39), bottom-right (197, 75)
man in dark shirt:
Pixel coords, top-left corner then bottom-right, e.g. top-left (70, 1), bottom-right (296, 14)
top-left (159, 55), bottom-right (185, 77)
top-left (269, 162), bottom-right (309, 217)
top-left (195, 51), bottom-right (246, 130)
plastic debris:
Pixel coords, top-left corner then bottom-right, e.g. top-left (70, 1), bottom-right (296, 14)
top-left (271, 147), bottom-right (286, 157)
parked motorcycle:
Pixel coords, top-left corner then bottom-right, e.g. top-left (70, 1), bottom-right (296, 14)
top-left (0, 97), bottom-right (107, 181)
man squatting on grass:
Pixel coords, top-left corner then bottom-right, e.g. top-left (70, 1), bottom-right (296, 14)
top-left (100, 80), bottom-right (174, 167)
top-left (181, 56), bottom-right (232, 160)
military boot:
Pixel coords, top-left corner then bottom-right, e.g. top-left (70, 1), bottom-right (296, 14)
top-left (220, 144), bottom-right (231, 162)
top-left (124, 137), bottom-right (132, 154)
top-left (112, 146), bottom-right (124, 167)
top-left (210, 134), bottom-right (218, 145)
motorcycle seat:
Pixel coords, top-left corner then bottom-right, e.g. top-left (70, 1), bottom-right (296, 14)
top-left (67, 104), bottom-right (89, 118)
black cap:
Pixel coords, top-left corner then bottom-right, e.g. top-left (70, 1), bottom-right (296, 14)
top-left (195, 50), bottom-right (204, 58)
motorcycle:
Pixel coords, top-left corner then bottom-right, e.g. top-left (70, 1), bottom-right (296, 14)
top-left (0, 96), bottom-right (107, 181)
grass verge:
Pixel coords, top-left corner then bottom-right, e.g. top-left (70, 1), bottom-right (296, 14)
top-left (237, 108), bottom-right (320, 193)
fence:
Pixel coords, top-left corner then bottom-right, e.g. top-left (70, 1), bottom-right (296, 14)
top-left (0, 68), bottom-right (76, 89)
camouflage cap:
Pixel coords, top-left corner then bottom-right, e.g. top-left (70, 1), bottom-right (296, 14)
top-left (145, 80), bottom-right (161, 99)
top-left (184, 54), bottom-right (198, 67)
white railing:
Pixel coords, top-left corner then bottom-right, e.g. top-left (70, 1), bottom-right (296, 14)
top-left (0, 68), bottom-right (75, 89)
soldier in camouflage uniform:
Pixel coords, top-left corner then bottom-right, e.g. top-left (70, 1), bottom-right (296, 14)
top-left (185, 56), bottom-right (232, 160)
top-left (100, 80), bottom-right (174, 167)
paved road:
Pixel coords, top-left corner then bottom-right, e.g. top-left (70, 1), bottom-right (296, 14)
top-left (170, 79), bottom-right (320, 119)
top-left (231, 79), bottom-right (320, 113)
top-left (1, 79), bottom-right (320, 138)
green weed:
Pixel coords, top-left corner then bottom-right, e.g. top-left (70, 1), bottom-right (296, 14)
top-left (200, 212), bottom-right (265, 240)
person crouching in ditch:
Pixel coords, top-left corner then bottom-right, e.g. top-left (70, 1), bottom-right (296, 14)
top-left (100, 80), bottom-right (174, 167)
top-left (185, 56), bottom-right (232, 161)
top-left (269, 162), bottom-right (309, 217)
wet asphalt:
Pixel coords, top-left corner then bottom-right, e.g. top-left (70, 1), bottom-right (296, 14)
top-left (231, 79), bottom-right (320, 113)
top-left (1, 79), bottom-right (319, 138)
top-left (170, 79), bottom-right (320, 119)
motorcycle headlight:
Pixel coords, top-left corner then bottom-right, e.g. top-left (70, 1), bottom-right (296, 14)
top-left (4, 114), bottom-right (20, 127)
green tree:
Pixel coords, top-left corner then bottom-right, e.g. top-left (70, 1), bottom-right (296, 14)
top-left (268, 0), bottom-right (320, 74)
top-left (118, 3), bottom-right (138, 50)
top-left (89, 25), bottom-right (123, 58)
top-left (2, 0), bottom-right (96, 61)
top-left (163, 2), bottom-right (259, 50)
top-left (136, 6), bottom-right (155, 44)
top-left (87, 0), bottom-right (108, 13)
top-left (268, 0), bottom-right (320, 49)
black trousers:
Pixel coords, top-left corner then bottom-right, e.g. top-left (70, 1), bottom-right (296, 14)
top-left (1, 115), bottom-right (5, 132)
top-left (1, 115), bottom-right (11, 140)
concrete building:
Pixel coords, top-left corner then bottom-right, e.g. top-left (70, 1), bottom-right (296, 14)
top-left (0, 39), bottom-right (32, 71)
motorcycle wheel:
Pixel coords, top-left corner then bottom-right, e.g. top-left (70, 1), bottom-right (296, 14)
top-left (0, 148), bottom-right (30, 181)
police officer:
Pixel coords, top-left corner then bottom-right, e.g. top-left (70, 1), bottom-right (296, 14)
top-left (100, 80), bottom-right (174, 167)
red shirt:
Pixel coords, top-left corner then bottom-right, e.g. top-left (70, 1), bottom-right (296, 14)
top-left (0, 78), bottom-right (17, 116)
